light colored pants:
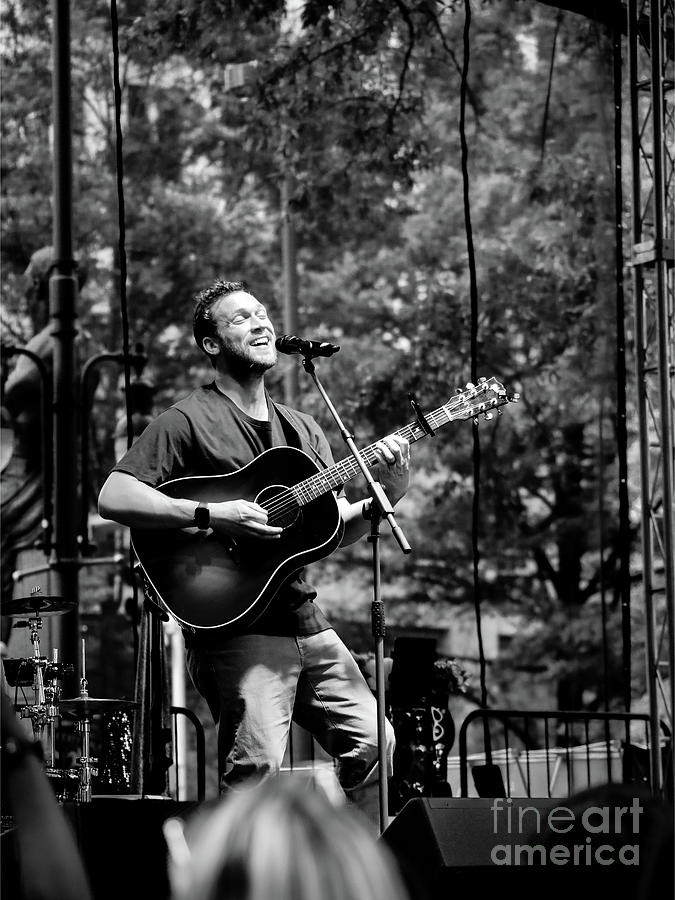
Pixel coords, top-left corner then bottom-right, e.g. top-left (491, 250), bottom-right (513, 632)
top-left (185, 629), bottom-right (394, 794)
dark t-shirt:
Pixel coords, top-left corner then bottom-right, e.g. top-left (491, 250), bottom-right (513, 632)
top-left (112, 382), bottom-right (339, 643)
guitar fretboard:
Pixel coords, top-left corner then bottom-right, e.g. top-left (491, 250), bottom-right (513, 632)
top-left (289, 379), bottom-right (506, 507)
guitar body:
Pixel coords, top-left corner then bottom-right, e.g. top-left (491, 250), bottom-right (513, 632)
top-left (130, 447), bottom-right (343, 633)
top-left (129, 377), bottom-right (515, 634)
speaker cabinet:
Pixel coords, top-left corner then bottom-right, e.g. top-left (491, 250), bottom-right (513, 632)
top-left (381, 795), bottom-right (670, 900)
top-left (64, 798), bottom-right (197, 900)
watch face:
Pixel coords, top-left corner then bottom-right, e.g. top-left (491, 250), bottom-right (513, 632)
top-left (194, 505), bottom-right (209, 529)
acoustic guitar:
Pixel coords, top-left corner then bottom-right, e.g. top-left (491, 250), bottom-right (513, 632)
top-left (131, 377), bottom-right (516, 633)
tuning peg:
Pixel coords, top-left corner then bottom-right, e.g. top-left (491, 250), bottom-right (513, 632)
top-left (510, 393), bottom-right (521, 402)
top-left (478, 376), bottom-right (487, 384)
top-left (466, 381), bottom-right (475, 390)
top-left (483, 412), bottom-right (493, 420)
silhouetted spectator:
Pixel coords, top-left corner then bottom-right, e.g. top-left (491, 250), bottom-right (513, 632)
top-left (1, 690), bottom-right (92, 900)
top-left (534, 782), bottom-right (673, 900)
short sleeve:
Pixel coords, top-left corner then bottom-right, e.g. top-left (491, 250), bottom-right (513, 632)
top-left (112, 408), bottom-right (193, 487)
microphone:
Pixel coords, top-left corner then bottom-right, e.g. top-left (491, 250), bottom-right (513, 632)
top-left (275, 335), bottom-right (340, 358)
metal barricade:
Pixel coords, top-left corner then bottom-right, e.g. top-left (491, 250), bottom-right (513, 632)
top-left (170, 705), bottom-right (206, 802)
top-left (454, 709), bottom-right (652, 798)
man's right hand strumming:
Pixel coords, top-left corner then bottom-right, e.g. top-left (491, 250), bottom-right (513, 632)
top-left (208, 500), bottom-right (283, 539)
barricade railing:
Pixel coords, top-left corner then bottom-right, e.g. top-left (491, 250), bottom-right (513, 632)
top-left (452, 708), bottom-right (652, 798)
top-left (170, 705), bottom-right (206, 802)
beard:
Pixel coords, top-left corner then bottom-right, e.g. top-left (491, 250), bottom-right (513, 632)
top-left (216, 334), bottom-right (277, 378)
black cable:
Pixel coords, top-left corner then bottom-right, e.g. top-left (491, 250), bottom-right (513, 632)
top-left (539, 10), bottom-right (564, 163)
top-left (599, 393), bottom-right (610, 711)
top-left (459, 0), bottom-right (489, 719)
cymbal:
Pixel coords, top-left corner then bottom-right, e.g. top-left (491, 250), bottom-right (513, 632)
top-left (58, 697), bottom-right (138, 717)
top-left (2, 595), bottom-right (77, 618)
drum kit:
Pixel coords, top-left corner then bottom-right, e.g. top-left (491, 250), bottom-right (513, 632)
top-left (2, 586), bottom-right (137, 803)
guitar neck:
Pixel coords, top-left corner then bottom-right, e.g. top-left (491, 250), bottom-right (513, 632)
top-left (292, 402), bottom-right (458, 507)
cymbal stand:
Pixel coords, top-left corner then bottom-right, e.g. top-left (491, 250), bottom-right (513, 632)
top-left (18, 614), bottom-right (60, 767)
top-left (74, 632), bottom-right (96, 802)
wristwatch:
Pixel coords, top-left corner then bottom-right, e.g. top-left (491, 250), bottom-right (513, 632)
top-left (193, 502), bottom-right (210, 530)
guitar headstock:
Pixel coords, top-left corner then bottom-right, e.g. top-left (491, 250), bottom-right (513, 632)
top-left (444, 376), bottom-right (519, 423)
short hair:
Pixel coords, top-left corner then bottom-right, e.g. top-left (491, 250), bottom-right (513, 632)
top-left (192, 279), bottom-right (248, 364)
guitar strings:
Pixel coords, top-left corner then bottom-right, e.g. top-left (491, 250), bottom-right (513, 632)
top-left (263, 413), bottom-right (433, 518)
top-left (261, 394), bottom-right (488, 522)
top-left (262, 389), bottom-right (500, 521)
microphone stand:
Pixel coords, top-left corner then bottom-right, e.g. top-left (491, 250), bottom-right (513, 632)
top-left (298, 352), bottom-right (411, 834)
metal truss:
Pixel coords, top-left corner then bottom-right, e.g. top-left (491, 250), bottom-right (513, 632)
top-left (626, 0), bottom-right (674, 795)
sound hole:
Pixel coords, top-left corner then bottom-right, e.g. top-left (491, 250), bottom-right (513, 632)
top-left (256, 484), bottom-right (301, 530)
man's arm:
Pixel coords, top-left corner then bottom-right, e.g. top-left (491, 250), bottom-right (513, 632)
top-left (98, 471), bottom-right (283, 539)
top-left (338, 434), bottom-right (410, 546)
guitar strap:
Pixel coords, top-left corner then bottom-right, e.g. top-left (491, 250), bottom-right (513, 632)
top-left (271, 400), bottom-right (331, 471)
top-left (269, 399), bottom-right (327, 602)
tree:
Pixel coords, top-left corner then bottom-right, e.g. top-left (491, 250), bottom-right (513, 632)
top-left (1, 0), bottom-right (639, 716)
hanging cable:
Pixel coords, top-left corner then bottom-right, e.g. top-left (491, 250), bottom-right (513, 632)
top-left (599, 392), bottom-right (611, 710)
top-left (459, 1), bottom-right (489, 726)
top-left (539, 10), bottom-right (564, 164)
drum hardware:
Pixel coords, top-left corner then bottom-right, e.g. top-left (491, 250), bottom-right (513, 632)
top-left (4, 594), bottom-right (138, 803)
top-left (2, 587), bottom-right (78, 620)
top-left (57, 632), bottom-right (138, 802)
top-left (58, 696), bottom-right (139, 716)
top-left (97, 710), bottom-right (133, 794)
top-left (17, 648), bottom-right (73, 768)
top-left (3, 588), bottom-right (74, 768)
top-left (44, 766), bottom-right (80, 803)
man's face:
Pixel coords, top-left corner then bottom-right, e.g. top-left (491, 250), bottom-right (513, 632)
top-left (209, 290), bottom-right (277, 375)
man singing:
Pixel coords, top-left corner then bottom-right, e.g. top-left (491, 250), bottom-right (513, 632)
top-left (98, 279), bottom-right (411, 815)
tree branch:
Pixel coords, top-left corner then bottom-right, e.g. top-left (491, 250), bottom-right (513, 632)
top-left (388, 0), bottom-right (417, 134)
top-left (532, 544), bottom-right (561, 597)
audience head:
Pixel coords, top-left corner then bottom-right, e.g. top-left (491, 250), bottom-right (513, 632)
top-left (536, 782), bottom-right (673, 900)
top-left (166, 774), bottom-right (409, 900)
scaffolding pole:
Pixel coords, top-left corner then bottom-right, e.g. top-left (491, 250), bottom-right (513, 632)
top-left (49, 0), bottom-right (80, 678)
top-left (626, 0), bottom-right (675, 796)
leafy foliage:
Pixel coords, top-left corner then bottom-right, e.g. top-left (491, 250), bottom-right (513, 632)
top-left (1, 0), bottom-right (639, 711)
